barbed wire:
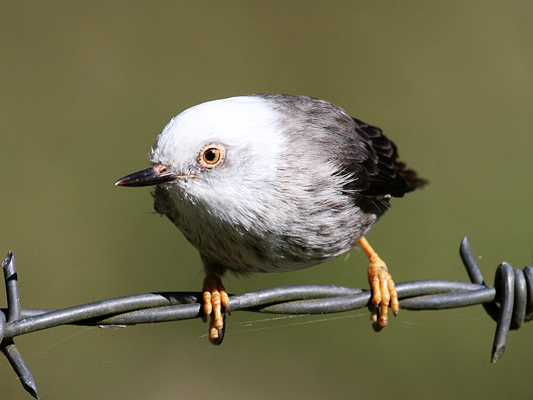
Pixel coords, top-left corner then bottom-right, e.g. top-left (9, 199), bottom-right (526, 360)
top-left (1, 237), bottom-right (532, 399)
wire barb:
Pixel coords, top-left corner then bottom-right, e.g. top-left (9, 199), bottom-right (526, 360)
top-left (458, 238), bottom-right (533, 362)
top-left (1, 238), bottom-right (531, 397)
top-left (2, 252), bottom-right (39, 399)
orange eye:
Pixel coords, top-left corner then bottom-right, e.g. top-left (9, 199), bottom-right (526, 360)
top-left (199, 144), bottom-right (225, 168)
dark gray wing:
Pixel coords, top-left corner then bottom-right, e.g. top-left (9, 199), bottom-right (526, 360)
top-left (340, 118), bottom-right (426, 198)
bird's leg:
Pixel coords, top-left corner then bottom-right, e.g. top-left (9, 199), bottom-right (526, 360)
top-left (202, 267), bottom-right (231, 345)
top-left (358, 236), bottom-right (399, 331)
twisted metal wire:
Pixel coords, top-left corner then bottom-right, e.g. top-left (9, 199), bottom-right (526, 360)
top-left (1, 237), bottom-right (532, 399)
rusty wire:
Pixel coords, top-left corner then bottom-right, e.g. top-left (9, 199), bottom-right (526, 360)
top-left (1, 237), bottom-right (532, 399)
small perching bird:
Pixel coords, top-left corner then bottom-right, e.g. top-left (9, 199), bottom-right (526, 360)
top-left (116, 94), bottom-right (426, 344)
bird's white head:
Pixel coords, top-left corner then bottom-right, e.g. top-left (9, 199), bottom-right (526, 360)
top-left (152, 96), bottom-right (283, 176)
top-left (116, 96), bottom-right (287, 221)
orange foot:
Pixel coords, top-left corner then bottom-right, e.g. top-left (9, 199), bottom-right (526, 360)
top-left (202, 269), bottom-right (231, 345)
top-left (358, 236), bottom-right (399, 331)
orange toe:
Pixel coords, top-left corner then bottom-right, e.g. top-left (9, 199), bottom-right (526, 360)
top-left (202, 270), bottom-right (231, 345)
top-left (358, 237), bottom-right (399, 331)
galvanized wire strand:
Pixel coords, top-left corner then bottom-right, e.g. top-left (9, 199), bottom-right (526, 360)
top-left (1, 238), bottom-right (532, 399)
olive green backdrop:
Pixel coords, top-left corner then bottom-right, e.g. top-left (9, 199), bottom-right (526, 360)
top-left (1, 2), bottom-right (532, 399)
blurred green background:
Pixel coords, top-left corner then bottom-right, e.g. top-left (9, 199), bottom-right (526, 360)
top-left (1, 1), bottom-right (532, 399)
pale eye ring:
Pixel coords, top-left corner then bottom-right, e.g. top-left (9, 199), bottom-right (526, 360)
top-left (198, 143), bottom-right (225, 169)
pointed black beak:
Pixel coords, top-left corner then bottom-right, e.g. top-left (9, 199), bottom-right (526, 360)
top-left (115, 164), bottom-right (197, 187)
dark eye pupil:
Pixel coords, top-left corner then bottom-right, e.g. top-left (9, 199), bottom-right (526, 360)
top-left (205, 150), bottom-right (216, 161)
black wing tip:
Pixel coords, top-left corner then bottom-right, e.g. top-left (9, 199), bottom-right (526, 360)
top-left (391, 162), bottom-right (428, 197)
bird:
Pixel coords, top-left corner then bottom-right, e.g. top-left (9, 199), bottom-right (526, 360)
top-left (115, 94), bottom-right (426, 345)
